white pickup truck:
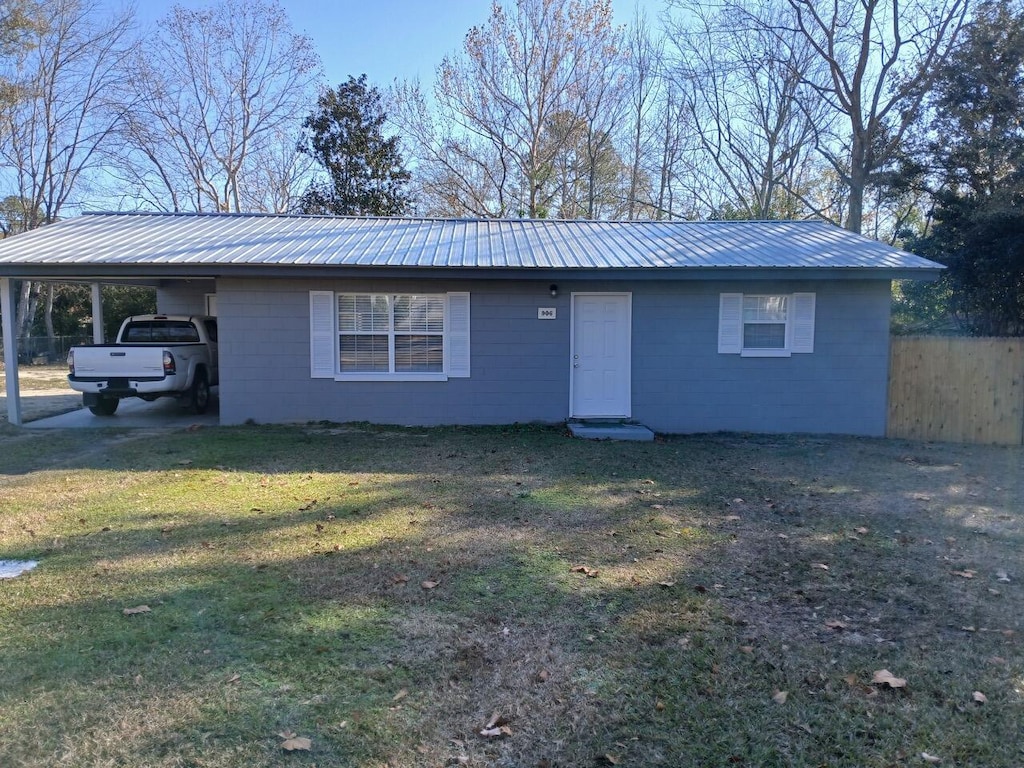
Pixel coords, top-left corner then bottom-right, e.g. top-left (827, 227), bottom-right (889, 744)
top-left (67, 315), bottom-right (218, 416)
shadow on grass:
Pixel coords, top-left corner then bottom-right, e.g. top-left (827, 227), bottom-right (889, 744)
top-left (0, 425), bottom-right (1022, 766)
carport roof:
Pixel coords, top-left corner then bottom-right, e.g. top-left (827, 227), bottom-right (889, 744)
top-left (0, 211), bottom-right (942, 280)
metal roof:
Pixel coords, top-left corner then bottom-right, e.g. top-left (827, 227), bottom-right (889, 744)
top-left (0, 212), bottom-right (942, 277)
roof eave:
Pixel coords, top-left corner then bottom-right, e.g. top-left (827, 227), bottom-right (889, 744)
top-left (0, 263), bottom-right (943, 282)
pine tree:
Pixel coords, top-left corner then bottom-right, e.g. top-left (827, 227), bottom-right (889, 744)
top-left (911, 0), bottom-right (1024, 335)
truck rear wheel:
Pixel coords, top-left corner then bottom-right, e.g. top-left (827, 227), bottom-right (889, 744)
top-left (88, 396), bottom-right (119, 416)
top-left (190, 370), bottom-right (210, 414)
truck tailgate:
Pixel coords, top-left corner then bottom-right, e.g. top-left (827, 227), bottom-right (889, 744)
top-left (72, 346), bottom-right (166, 378)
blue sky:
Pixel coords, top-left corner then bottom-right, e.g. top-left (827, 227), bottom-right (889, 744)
top-left (131, 0), bottom-right (666, 88)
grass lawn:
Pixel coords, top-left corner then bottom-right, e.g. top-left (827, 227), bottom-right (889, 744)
top-left (0, 424), bottom-right (1021, 767)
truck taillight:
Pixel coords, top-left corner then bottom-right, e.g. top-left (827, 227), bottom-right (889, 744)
top-left (67, 349), bottom-right (75, 376)
top-left (163, 351), bottom-right (176, 375)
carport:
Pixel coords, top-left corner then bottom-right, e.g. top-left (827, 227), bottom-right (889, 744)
top-left (1, 247), bottom-right (216, 426)
top-left (2, 279), bottom-right (111, 425)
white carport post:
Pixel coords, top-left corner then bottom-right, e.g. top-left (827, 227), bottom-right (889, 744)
top-left (1, 277), bottom-right (22, 425)
top-left (91, 282), bottom-right (104, 343)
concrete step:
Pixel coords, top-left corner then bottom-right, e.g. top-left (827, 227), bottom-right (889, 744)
top-left (567, 421), bottom-right (655, 442)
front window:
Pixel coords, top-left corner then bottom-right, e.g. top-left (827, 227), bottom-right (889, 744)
top-left (338, 294), bottom-right (445, 374)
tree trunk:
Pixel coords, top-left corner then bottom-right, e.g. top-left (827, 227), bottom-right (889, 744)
top-left (846, 135), bottom-right (868, 233)
top-left (44, 283), bottom-right (56, 357)
top-left (15, 280), bottom-right (32, 338)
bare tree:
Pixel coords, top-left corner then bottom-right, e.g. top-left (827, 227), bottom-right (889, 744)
top-left (115, 0), bottom-right (320, 213)
top-left (0, 0), bottom-right (137, 338)
top-left (0, 0), bottom-right (44, 111)
top-left (665, 1), bottom-right (826, 220)
top-left (767, 0), bottom-right (970, 232)
top-left (574, 14), bottom-right (630, 218)
top-left (623, 10), bottom-right (663, 219)
top-left (392, 0), bottom-right (626, 218)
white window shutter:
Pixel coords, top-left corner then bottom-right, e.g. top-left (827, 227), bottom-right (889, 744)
top-left (718, 293), bottom-right (743, 354)
top-left (447, 292), bottom-right (471, 377)
top-left (791, 292), bottom-right (816, 353)
top-left (309, 291), bottom-right (336, 378)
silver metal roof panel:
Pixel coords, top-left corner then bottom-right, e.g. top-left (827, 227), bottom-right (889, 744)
top-left (0, 212), bottom-right (942, 272)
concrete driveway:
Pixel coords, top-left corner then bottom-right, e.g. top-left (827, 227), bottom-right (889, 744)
top-left (25, 391), bottom-right (220, 429)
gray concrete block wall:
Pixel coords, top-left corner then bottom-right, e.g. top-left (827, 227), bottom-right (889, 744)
top-left (217, 278), bottom-right (571, 426)
top-left (216, 276), bottom-right (892, 436)
top-left (629, 280), bottom-right (891, 435)
top-left (156, 280), bottom-right (216, 316)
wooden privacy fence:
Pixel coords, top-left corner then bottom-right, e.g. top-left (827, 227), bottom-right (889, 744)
top-left (888, 337), bottom-right (1024, 445)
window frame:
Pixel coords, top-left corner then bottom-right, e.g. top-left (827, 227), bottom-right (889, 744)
top-left (305, 290), bottom-right (468, 382)
top-left (334, 292), bottom-right (452, 382)
top-left (740, 294), bottom-right (792, 357)
top-left (718, 292), bottom-right (815, 357)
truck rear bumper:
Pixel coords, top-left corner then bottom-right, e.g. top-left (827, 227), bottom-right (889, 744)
top-left (69, 375), bottom-right (183, 398)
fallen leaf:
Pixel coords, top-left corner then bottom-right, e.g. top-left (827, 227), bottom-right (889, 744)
top-left (392, 688), bottom-right (408, 702)
top-left (825, 619), bottom-right (849, 630)
top-left (655, 699), bottom-right (665, 711)
top-left (278, 732), bottom-right (312, 751)
top-left (570, 565), bottom-right (599, 578)
top-left (598, 754), bottom-right (620, 765)
top-left (536, 669), bottom-right (550, 683)
top-left (739, 645), bottom-right (754, 655)
top-left (225, 673), bottom-right (241, 684)
top-left (122, 605), bottom-right (151, 616)
top-left (731, 498), bottom-right (745, 504)
top-left (871, 669), bottom-right (907, 688)
top-left (772, 690), bottom-right (788, 704)
top-left (972, 691), bottom-right (987, 704)
top-left (479, 726), bottom-right (512, 738)
top-left (657, 580), bottom-right (676, 588)
top-left (723, 515), bottom-right (742, 522)
top-left (421, 580), bottom-right (439, 590)
top-left (920, 752), bottom-right (942, 764)
top-left (996, 570), bottom-right (1011, 583)
top-left (811, 563), bottom-right (830, 571)
top-left (951, 569), bottom-right (976, 579)
top-left (855, 526), bottom-right (869, 535)
top-left (391, 574), bottom-right (410, 585)
top-left (843, 674), bottom-right (858, 686)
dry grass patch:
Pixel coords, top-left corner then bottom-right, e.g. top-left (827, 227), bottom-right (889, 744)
top-left (0, 425), bottom-right (1022, 767)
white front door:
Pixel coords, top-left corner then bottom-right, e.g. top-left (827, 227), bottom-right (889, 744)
top-left (571, 293), bottom-right (631, 418)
